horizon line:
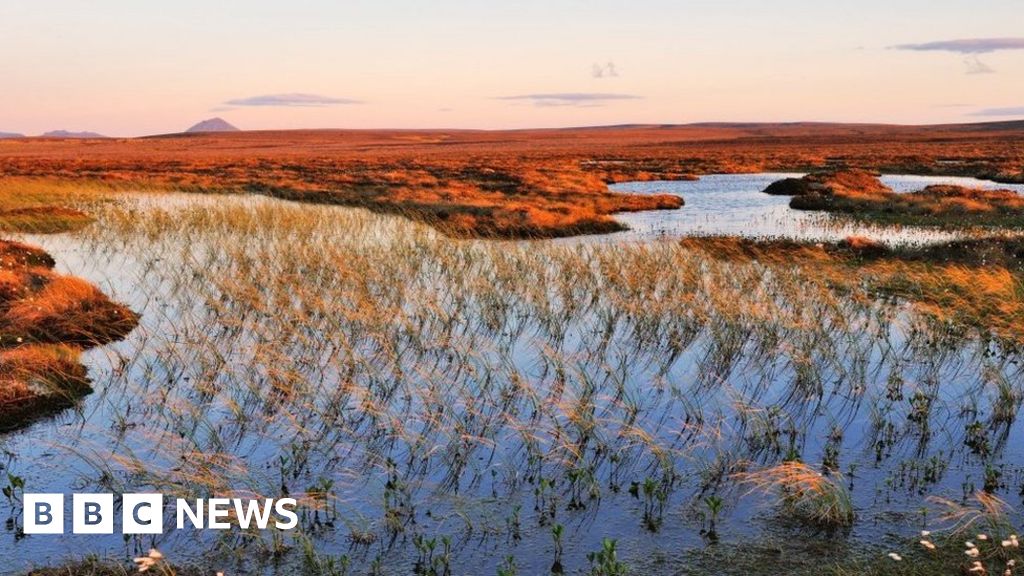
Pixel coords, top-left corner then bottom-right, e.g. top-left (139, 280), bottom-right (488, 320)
top-left (5, 117), bottom-right (1024, 140)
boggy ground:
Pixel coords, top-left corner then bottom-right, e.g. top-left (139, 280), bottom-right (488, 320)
top-left (4, 124), bottom-right (1024, 575)
top-left (0, 237), bottom-right (137, 429)
top-left (765, 168), bottom-right (1024, 227)
top-left (679, 234), bottom-right (1024, 345)
top-left (0, 179), bottom-right (100, 234)
top-left (1, 120), bottom-right (1023, 238)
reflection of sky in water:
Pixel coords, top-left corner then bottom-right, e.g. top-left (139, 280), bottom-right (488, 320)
top-left (606, 173), bottom-right (1024, 245)
top-left (881, 174), bottom-right (1024, 194)
top-left (3, 188), bottom-right (1024, 574)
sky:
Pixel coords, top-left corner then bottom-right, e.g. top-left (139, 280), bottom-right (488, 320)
top-left (1, 0), bottom-right (1023, 136)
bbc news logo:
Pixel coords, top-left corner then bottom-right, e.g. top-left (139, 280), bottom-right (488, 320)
top-left (23, 494), bottom-right (298, 534)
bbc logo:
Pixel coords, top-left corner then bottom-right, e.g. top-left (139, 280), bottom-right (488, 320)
top-left (24, 494), bottom-right (164, 535)
top-left (23, 494), bottom-right (298, 534)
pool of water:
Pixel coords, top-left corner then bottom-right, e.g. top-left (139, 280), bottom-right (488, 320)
top-left (1, 192), bottom-right (1022, 575)
top-left (608, 173), bottom-right (1024, 243)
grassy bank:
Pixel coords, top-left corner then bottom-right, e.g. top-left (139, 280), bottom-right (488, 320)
top-left (768, 169), bottom-right (1024, 228)
top-left (679, 234), bottom-right (1024, 345)
top-left (0, 188), bottom-right (139, 429)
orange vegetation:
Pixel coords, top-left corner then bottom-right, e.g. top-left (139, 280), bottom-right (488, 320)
top-left (5, 274), bottom-right (138, 345)
top-left (1, 121), bottom-right (1023, 237)
top-left (772, 169), bottom-right (1024, 225)
top-left (0, 239), bottom-right (54, 269)
top-left (734, 461), bottom-right (854, 527)
top-left (678, 236), bottom-right (1024, 344)
top-left (0, 344), bottom-right (88, 425)
top-left (0, 239), bottom-right (138, 429)
top-left (0, 205), bottom-right (93, 233)
top-left (761, 168), bottom-right (893, 199)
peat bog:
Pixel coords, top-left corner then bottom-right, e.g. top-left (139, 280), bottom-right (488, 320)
top-left (2, 123), bottom-right (1024, 575)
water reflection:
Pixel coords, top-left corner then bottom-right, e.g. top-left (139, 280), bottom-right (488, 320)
top-left (608, 173), bottom-right (1024, 244)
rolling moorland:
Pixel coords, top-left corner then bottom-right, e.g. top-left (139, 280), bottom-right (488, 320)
top-left (2, 121), bottom-right (1023, 238)
top-left (2, 121), bottom-right (1024, 575)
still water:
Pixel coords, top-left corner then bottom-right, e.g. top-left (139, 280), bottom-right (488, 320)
top-left (609, 173), bottom-right (1024, 244)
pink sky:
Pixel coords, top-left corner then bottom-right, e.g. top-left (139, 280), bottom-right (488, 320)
top-left (1, 0), bottom-right (1023, 136)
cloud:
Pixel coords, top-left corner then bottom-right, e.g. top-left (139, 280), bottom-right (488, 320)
top-left (495, 93), bottom-right (641, 107)
top-left (891, 38), bottom-right (1024, 74)
top-left (592, 61), bottom-right (619, 79)
top-left (964, 55), bottom-right (994, 75)
top-left (223, 93), bottom-right (361, 107)
top-left (891, 37), bottom-right (1024, 54)
top-left (971, 106), bottom-right (1024, 117)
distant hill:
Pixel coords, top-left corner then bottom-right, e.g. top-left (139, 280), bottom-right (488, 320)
top-left (0, 132), bottom-right (25, 139)
top-left (42, 130), bottom-right (107, 139)
top-left (186, 118), bottom-right (239, 133)
top-left (948, 119), bottom-right (1024, 132)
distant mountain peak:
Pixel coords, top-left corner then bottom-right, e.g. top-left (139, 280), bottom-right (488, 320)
top-left (186, 117), bottom-right (240, 133)
top-left (0, 131), bottom-right (25, 139)
top-left (42, 130), bottom-right (107, 139)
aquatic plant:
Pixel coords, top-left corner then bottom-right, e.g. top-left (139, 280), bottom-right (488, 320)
top-left (735, 461), bottom-right (855, 527)
top-left (587, 538), bottom-right (628, 576)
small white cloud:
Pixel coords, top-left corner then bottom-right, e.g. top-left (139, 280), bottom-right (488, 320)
top-left (891, 38), bottom-right (1024, 74)
top-left (592, 61), bottom-right (619, 79)
top-left (496, 92), bottom-right (641, 107)
top-left (224, 93), bottom-right (362, 107)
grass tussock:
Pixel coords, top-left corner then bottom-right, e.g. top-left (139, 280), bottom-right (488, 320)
top-left (3, 273), bottom-right (139, 345)
top-left (734, 461), bottom-right (855, 527)
top-left (929, 491), bottom-right (1014, 536)
top-left (0, 238), bottom-right (138, 428)
top-left (0, 239), bottom-right (55, 269)
top-left (0, 344), bottom-right (89, 429)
